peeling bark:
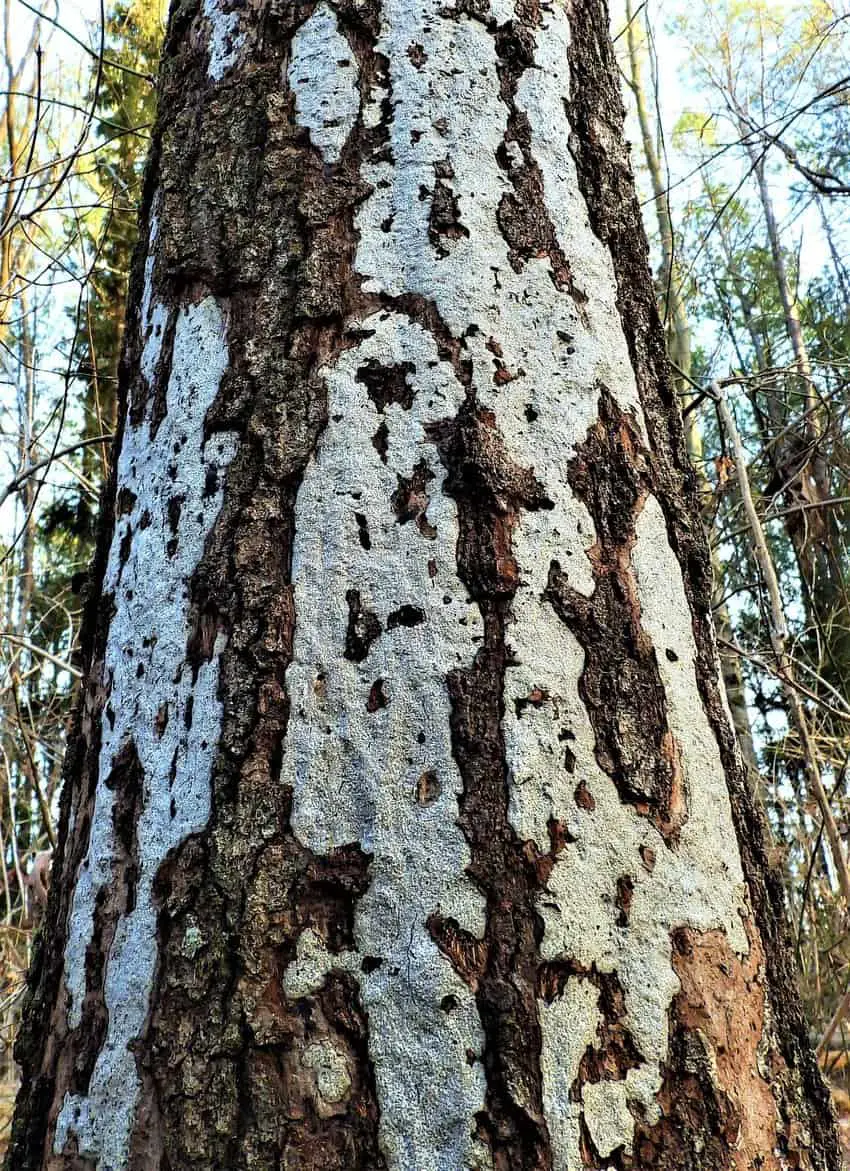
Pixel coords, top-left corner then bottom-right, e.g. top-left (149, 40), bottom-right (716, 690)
top-left (7, 1), bottom-right (839, 1170)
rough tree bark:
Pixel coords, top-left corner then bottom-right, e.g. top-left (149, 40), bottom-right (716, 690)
top-left (6, 1), bottom-right (840, 1168)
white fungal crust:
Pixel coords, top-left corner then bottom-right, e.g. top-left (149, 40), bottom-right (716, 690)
top-left (288, 4), bottom-right (361, 164)
top-left (302, 1040), bottom-right (354, 1115)
top-left (515, 486), bottom-right (748, 1164)
top-left (488, 0), bottom-right (517, 21)
top-left (279, 0), bottom-right (752, 1166)
top-left (539, 982), bottom-right (601, 1164)
top-left (54, 288), bottom-right (236, 1164)
top-left (202, 0), bottom-right (246, 82)
top-left (489, 4), bottom-right (745, 1156)
top-left (272, 0), bottom-right (749, 1162)
top-left (281, 312), bottom-right (491, 1170)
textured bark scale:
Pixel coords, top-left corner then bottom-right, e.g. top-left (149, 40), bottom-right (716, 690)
top-left (6, 1), bottom-right (839, 1169)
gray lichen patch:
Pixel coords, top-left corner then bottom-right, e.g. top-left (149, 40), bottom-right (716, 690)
top-left (282, 311), bottom-right (491, 1169)
top-left (289, 4), bottom-right (361, 164)
top-left (518, 488), bottom-right (749, 1166)
top-left (340, 1), bottom-right (765, 1165)
top-left (302, 1040), bottom-right (353, 1117)
top-left (202, 0), bottom-right (246, 82)
top-left (341, 0), bottom-right (749, 1163)
top-left (54, 294), bottom-right (237, 1165)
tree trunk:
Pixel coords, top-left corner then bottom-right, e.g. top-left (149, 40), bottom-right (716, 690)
top-left (622, 0), bottom-right (691, 408)
top-left (7, 2), bottom-right (839, 1169)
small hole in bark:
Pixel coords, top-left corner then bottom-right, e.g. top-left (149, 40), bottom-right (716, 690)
top-left (170, 798), bottom-right (177, 819)
top-left (548, 816), bottom-right (574, 854)
top-left (640, 844), bottom-right (656, 873)
top-left (203, 466), bottom-right (219, 498)
top-left (119, 525), bottom-right (133, 564)
top-left (367, 679), bottom-right (389, 712)
top-left (167, 495), bottom-right (183, 540)
top-left (416, 770), bottom-right (441, 805)
top-left (417, 730), bottom-right (426, 744)
top-left (616, 875), bottom-right (634, 927)
top-left (665, 648), bottom-right (679, 662)
top-left (440, 995), bottom-right (459, 1013)
top-left (574, 779), bottom-right (596, 811)
top-left (392, 459), bottom-right (437, 539)
top-left (345, 590), bottom-right (382, 662)
top-left (563, 746), bottom-right (576, 774)
top-left (361, 955), bottom-right (382, 973)
top-left (514, 687), bottom-right (548, 717)
top-left (525, 404), bottom-right (538, 422)
top-left (357, 358), bottom-right (415, 412)
top-left (372, 419), bottom-right (389, 462)
top-left (355, 512), bottom-right (371, 550)
top-left (387, 604), bottom-right (426, 630)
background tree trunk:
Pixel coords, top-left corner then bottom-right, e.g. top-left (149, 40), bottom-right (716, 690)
top-left (7, 1), bottom-right (840, 1168)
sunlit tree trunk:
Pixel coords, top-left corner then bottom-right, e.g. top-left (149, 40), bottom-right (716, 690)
top-left (817, 195), bottom-right (850, 315)
top-left (622, 0), bottom-right (690, 408)
top-left (7, 2), bottom-right (839, 1168)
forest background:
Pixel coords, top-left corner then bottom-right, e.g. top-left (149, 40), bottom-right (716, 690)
top-left (0, 0), bottom-right (848, 1157)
